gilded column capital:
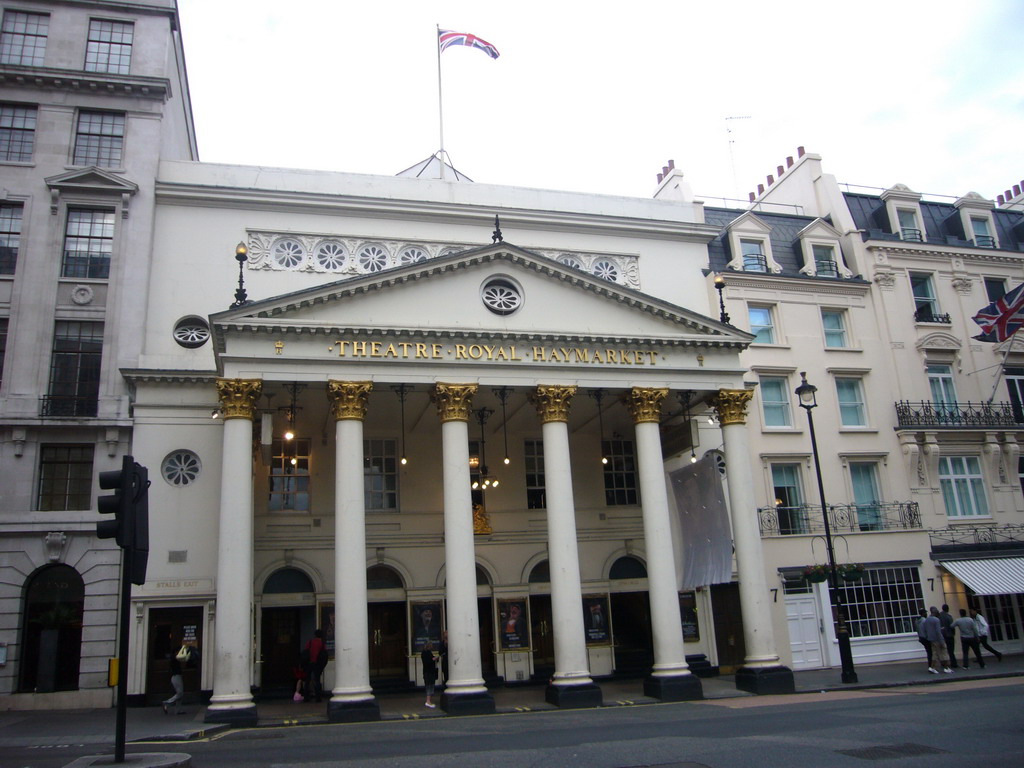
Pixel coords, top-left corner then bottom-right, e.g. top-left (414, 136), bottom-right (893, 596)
top-left (530, 384), bottom-right (577, 424)
top-left (327, 380), bottom-right (373, 421)
top-left (430, 382), bottom-right (478, 423)
top-left (624, 387), bottom-right (669, 424)
top-left (216, 378), bottom-right (262, 420)
top-left (712, 388), bottom-right (754, 426)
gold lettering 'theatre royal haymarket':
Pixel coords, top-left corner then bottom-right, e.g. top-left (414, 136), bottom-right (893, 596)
top-left (325, 340), bottom-right (659, 366)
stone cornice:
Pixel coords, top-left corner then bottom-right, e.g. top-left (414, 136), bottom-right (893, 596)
top-left (0, 64), bottom-right (171, 101)
top-left (121, 369), bottom-right (218, 384)
top-left (864, 241), bottom-right (1024, 264)
top-left (718, 270), bottom-right (871, 297)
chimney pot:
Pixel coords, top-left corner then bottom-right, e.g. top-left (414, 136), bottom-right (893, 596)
top-left (777, 165), bottom-right (784, 176)
top-left (797, 146), bottom-right (805, 157)
top-left (657, 172), bottom-right (664, 183)
top-left (1015, 184), bottom-right (1022, 197)
top-left (786, 156), bottom-right (794, 167)
top-left (668, 159), bottom-right (675, 170)
top-left (1006, 190), bottom-right (1013, 200)
top-left (662, 166), bottom-right (669, 177)
top-left (757, 183), bottom-right (765, 194)
top-left (767, 174), bottom-right (775, 185)
top-left (998, 194), bottom-right (1005, 206)
top-left (749, 192), bottom-right (756, 202)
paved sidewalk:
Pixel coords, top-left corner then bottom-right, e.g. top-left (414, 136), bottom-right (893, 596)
top-left (0, 653), bottom-right (1018, 748)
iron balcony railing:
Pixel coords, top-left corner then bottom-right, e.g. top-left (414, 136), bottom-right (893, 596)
top-left (815, 259), bottom-right (839, 277)
top-left (901, 227), bottom-right (924, 242)
top-left (743, 254), bottom-right (768, 272)
top-left (895, 400), bottom-right (1021, 428)
top-left (39, 395), bottom-right (98, 417)
top-left (974, 235), bottom-right (996, 249)
top-left (758, 501), bottom-right (922, 537)
top-left (928, 524), bottom-right (1024, 550)
top-left (913, 307), bottom-right (952, 324)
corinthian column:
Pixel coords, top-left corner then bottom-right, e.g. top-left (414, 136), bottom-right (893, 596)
top-left (430, 383), bottom-right (495, 715)
top-left (205, 378), bottom-right (262, 726)
top-left (712, 388), bottom-right (794, 694)
top-left (326, 381), bottom-right (380, 722)
top-left (624, 387), bottom-right (702, 701)
top-left (530, 385), bottom-right (601, 708)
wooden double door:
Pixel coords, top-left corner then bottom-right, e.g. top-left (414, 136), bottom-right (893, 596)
top-left (146, 606), bottom-right (204, 705)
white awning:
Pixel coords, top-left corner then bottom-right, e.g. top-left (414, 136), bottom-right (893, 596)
top-left (939, 557), bottom-right (1024, 596)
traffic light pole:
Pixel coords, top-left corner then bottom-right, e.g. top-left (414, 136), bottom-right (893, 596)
top-left (113, 545), bottom-right (133, 762)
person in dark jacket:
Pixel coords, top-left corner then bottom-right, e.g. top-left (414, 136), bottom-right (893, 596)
top-left (938, 604), bottom-right (958, 668)
top-left (303, 629), bottom-right (327, 702)
top-left (422, 640), bottom-right (438, 708)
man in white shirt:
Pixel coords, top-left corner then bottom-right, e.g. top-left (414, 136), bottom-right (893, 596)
top-left (970, 607), bottom-right (1003, 662)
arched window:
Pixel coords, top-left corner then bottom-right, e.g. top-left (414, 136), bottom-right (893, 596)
top-left (610, 556), bottom-right (648, 580)
top-left (528, 561), bottom-right (550, 583)
top-left (475, 565), bottom-right (491, 585)
top-left (263, 567), bottom-right (314, 594)
top-left (19, 564), bottom-right (85, 692)
top-left (366, 565), bottom-right (404, 590)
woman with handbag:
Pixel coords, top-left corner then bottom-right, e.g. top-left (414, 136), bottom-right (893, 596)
top-left (162, 643), bottom-right (187, 714)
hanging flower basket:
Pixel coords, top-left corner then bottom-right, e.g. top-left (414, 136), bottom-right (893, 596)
top-left (803, 565), bottom-right (829, 583)
top-left (839, 564), bottom-right (866, 582)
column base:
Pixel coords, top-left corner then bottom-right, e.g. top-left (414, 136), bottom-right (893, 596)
top-left (440, 690), bottom-right (495, 716)
top-left (644, 673), bottom-right (703, 701)
top-left (327, 698), bottom-right (381, 723)
top-left (204, 704), bottom-right (258, 727)
top-left (545, 682), bottom-right (603, 709)
top-left (735, 665), bottom-right (795, 695)
top-left (685, 653), bottom-right (718, 677)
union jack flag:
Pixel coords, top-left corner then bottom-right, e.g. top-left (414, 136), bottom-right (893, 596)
top-left (438, 29), bottom-right (500, 59)
top-left (973, 282), bottom-right (1024, 342)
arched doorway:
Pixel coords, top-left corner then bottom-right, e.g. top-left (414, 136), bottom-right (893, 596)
top-left (19, 564), bottom-right (84, 693)
top-left (609, 555), bottom-right (653, 674)
top-left (527, 560), bottom-right (554, 680)
top-left (259, 567), bottom-right (316, 697)
top-left (475, 565), bottom-right (496, 681)
top-left (366, 565), bottom-right (407, 687)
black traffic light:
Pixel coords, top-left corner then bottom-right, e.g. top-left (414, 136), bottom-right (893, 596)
top-left (97, 455), bottom-right (150, 585)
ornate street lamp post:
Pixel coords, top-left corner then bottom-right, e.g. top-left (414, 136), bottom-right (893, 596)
top-left (795, 371), bottom-right (858, 684)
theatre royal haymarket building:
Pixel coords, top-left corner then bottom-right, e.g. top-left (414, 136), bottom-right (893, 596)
top-left (124, 160), bottom-right (790, 724)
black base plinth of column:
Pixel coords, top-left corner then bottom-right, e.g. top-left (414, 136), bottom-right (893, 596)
top-left (644, 673), bottom-right (704, 701)
top-left (734, 665), bottom-right (795, 695)
top-left (440, 690), bottom-right (495, 716)
top-left (685, 653), bottom-right (719, 677)
top-left (545, 682), bottom-right (603, 709)
top-left (204, 704), bottom-right (258, 726)
top-left (327, 699), bottom-right (381, 723)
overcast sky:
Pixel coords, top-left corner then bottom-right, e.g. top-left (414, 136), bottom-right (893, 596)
top-left (178, 0), bottom-right (1023, 204)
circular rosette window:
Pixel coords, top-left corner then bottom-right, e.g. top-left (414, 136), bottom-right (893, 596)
top-left (173, 316), bottom-right (211, 348)
top-left (272, 238), bottom-right (306, 269)
top-left (481, 276), bottom-right (523, 316)
top-left (161, 450), bottom-right (202, 487)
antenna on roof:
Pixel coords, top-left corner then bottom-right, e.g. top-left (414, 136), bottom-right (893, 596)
top-left (725, 116), bottom-right (752, 199)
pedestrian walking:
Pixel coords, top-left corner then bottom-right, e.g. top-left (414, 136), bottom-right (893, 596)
top-left (938, 605), bottom-right (958, 668)
top-left (925, 607), bottom-right (952, 674)
top-left (302, 629), bottom-right (328, 702)
top-left (915, 608), bottom-right (934, 670)
top-left (162, 644), bottom-right (185, 714)
top-left (422, 639), bottom-right (438, 708)
top-left (439, 630), bottom-right (449, 687)
top-left (970, 607), bottom-right (1003, 662)
top-left (953, 609), bottom-right (984, 669)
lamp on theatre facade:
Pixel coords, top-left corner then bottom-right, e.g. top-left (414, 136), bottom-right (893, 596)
top-left (794, 371), bottom-right (858, 684)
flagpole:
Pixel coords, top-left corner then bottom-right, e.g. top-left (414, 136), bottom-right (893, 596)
top-left (436, 24), bottom-right (446, 181)
top-left (987, 335), bottom-right (1015, 404)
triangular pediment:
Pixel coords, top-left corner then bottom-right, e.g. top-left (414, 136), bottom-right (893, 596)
top-left (210, 243), bottom-right (752, 358)
top-left (45, 166), bottom-right (139, 194)
top-left (724, 211), bottom-right (773, 235)
top-left (797, 218), bottom-right (842, 240)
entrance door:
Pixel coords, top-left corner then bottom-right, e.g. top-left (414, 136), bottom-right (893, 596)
top-left (146, 606), bottom-right (204, 705)
top-left (260, 607), bottom-right (302, 696)
top-left (711, 583), bottom-right (746, 673)
top-left (368, 602), bottom-right (407, 683)
top-left (610, 591), bottom-right (653, 674)
top-left (478, 597), bottom-right (496, 679)
top-left (785, 595), bottom-right (825, 670)
top-left (529, 594), bottom-right (554, 680)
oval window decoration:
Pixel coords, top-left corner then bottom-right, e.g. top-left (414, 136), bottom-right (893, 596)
top-left (162, 450), bottom-right (202, 487)
top-left (272, 238), bottom-right (306, 269)
top-left (481, 276), bottom-right (523, 316)
top-left (314, 240), bottom-right (347, 271)
top-left (172, 316), bottom-right (211, 348)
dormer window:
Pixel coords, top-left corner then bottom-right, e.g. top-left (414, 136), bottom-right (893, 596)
top-left (813, 245), bottom-right (838, 277)
top-left (954, 192), bottom-right (998, 250)
top-left (797, 219), bottom-right (851, 278)
top-left (897, 209), bottom-right (922, 242)
top-left (971, 217), bottom-right (995, 248)
top-left (741, 240), bottom-right (767, 272)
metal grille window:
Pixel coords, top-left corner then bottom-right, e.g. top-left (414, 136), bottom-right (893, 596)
top-left (45, 321), bottom-right (103, 417)
top-left (269, 437), bottom-right (310, 512)
top-left (835, 377), bottom-right (867, 426)
top-left (1, 104), bottom-right (37, 162)
top-left (1, 11), bottom-right (49, 66)
top-left (62, 209), bottom-right (114, 279)
top-left (37, 444), bottom-right (94, 511)
top-left (0, 203), bottom-right (22, 274)
top-left (759, 376), bottom-right (792, 427)
top-left (602, 439), bottom-right (638, 505)
top-left (524, 438), bottom-right (546, 509)
top-left (73, 110), bottom-right (125, 167)
top-left (748, 305), bottom-right (775, 344)
top-left (939, 456), bottom-right (988, 518)
top-left (85, 19), bottom-right (133, 74)
top-left (838, 566), bottom-right (924, 638)
top-left (822, 309), bottom-right (847, 348)
top-left (364, 438), bottom-right (398, 511)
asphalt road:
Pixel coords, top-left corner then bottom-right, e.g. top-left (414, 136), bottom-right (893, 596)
top-left (10, 679), bottom-right (1024, 768)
